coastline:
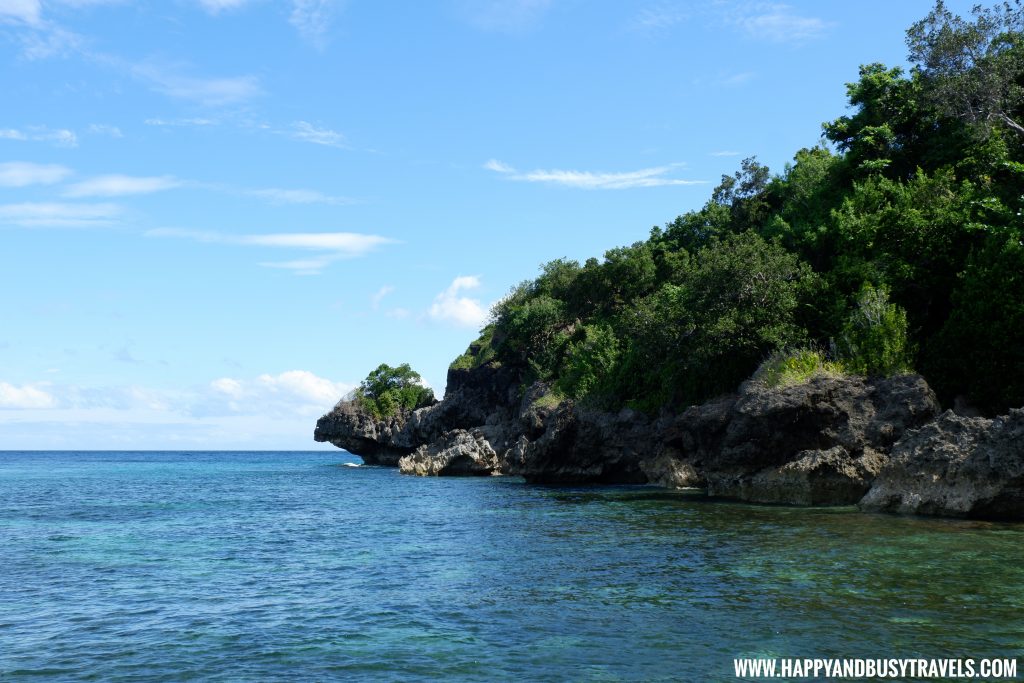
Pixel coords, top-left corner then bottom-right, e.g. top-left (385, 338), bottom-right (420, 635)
top-left (316, 362), bottom-right (1024, 521)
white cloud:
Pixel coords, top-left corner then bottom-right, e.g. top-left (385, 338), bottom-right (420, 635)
top-left (485, 159), bottom-right (707, 189)
top-left (144, 117), bottom-right (218, 127)
top-left (0, 370), bottom-right (355, 448)
top-left (210, 377), bottom-right (243, 397)
top-left (257, 257), bottom-right (333, 275)
top-left (290, 0), bottom-right (338, 49)
top-left (197, 0), bottom-right (250, 14)
top-left (719, 71), bottom-right (754, 86)
top-left (63, 174), bottom-right (181, 197)
top-left (132, 63), bottom-right (262, 106)
top-left (483, 158), bottom-right (515, 173)
top-left (241, 232), bottom-right (391, 252)
top-left (0, 381), bottom-right (54, 409)
top-left (291, 121), bottom-right (347, 148)
top-left (87, 123), bottom-right (123, 138)
top-left (460, 0), bottom-right (553, 32)
top-left (711, 150), bottom-right (741, 157)
top-left (245, 187), bottom-right (354, 205)
top-left (632, 3), bottom-right (688, 31)
top-left (0, 161), bottom-right (71, 186)
top-left (0, 0), bottom-right (42, 26)
top-left (429, 275), bottom-right (488, 328)
top-left (729, 3), bottom-right (831, 43)
top-left (206, 370), bottom-right (353, 415)
top-left (0, 202), bottom-right (121, 227)
top-left (0, 126), bottom-right (77, 147)
top-left (370, 285), bottom-right (394, 309)
top-left (146, 228), bottom-right (396, 274)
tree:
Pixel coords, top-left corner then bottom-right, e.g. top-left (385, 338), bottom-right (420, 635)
top-left (355, 363), bottom-right (435, 418)
top-left (907, 0), bottom-right (1024, 137)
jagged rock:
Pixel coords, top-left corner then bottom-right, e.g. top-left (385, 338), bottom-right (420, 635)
top-left (398, 429), bottom-right (501, 476)
top-left (639, 452), bottom-right (704, 489)
top-left (317, 364), bottom-right (972, 513)
top-left (859, 409), bottom-right (1024, 519)
top-left (662, 374), bottom-right (940, 505)
top-left (510, 404), bottom-right (662, 484)
top-left (707, 446), bottom-right (886, 506)
top-left (312, 401), bottom-right (417, 466)
top-left (313, 362), bottom-right (520, 465)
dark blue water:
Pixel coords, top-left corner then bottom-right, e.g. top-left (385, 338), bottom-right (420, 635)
top-left (1, 451), bottom-right (1022, 681)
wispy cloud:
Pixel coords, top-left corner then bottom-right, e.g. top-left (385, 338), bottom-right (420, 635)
top-left (0, 126), bottom-right (78, 147)
top-left (484, 159), bottom-right (706, 190)
top-left (290, 121), bottom-right (347, 148)
top-left (631, 3), bottom-right (688, 31)
top-left (370, 285), bottom-right (394, 309)
top-left (727, 2), bottom-right (832, 43)
top-left (146, 228), bottom-right (397, 274)
top-left (144, 117), bottom-right (218, 127)
top-left (0, 202), bottom-right (122, 227)
top-left (0, 1), bottom-right (43, 26)
top-left (64, 174), bottom-right (181, 197)
top-left (244, 187), bottom-right (354, 205)
top-left (428, 275), bottom-right (488, 328)
top-left (197, 0), bottom-right (250, 14)
top-left (719, 71), bottom-right (754, 86)
top-left (0, 161), bottom-right (72, 187)
top-left (289, 0), bottom-right (339, 49)
top-left (87, 123), bottom-right (123, 138)
top-left (710, 150), bottom-right (741, 157)
top-left (459, 0), bottom-right (553, 33)
top-left (132, 63), bottom-right (262, 106)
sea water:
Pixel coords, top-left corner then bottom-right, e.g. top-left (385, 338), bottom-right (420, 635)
top-left (1, 451), bottom-right (1022, 681)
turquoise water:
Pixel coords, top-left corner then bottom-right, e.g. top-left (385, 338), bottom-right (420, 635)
top-left (1, 451), bottom-right (1022, 681)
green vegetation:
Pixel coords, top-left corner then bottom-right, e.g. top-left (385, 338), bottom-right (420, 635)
top-left (354, 363), bottom-right (435, 419)
top-left (449, 325), bottom-right (498, 370)
top-left (753, 349), bottom-right (846, 389)
top-left (452, 1), bottom-right (1024, 414)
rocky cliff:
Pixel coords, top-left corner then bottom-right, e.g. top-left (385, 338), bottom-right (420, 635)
top-left (315, 361), bottom-right (1024, 519)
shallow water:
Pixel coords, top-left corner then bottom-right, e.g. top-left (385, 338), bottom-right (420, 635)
top-left (1, 451), bottom-right (1022, 681)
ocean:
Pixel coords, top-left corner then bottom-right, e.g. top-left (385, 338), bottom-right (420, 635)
top-left (1, 450), bottom-right (1021, 681)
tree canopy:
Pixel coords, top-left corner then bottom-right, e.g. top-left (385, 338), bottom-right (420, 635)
top-left (355, 363), bottom-right (435, 419)
top-left (448, 1), bottom-right (1024, 415)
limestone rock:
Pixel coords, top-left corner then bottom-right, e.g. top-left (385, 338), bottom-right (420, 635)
top-left (859, 409), bottom-right (1024, 519)
top-left (398, 429), bottom-right (501, 476)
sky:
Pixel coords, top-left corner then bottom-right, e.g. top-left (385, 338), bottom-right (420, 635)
top-left (0, 0), bottom-right (979, 450)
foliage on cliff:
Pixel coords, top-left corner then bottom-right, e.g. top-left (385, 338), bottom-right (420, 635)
top-left (453, 1), bottom-right (1024, 415)
top-left (354, 363), bottom-right (435, 419)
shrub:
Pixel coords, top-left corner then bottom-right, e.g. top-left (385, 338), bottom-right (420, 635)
top-left (354, 363), bottom-right (434, 419)
top-left (838, 283), bottom-right (913, 376)
top-left (752, 348), bottom-right (846, 388)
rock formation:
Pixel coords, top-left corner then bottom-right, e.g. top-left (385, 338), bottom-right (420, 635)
top-left (316, 363), bottom-right (960, 510)
top-left (859, 409), bottom-right (1024, 519)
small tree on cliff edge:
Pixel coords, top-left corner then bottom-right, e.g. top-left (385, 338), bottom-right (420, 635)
top-left (355, 363), bottom-right (435, 419)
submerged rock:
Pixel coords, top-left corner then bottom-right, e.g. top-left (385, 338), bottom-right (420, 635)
top-left (859, 409), bottom-right (1024, 519)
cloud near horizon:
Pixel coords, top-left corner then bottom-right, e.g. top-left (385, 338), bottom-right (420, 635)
top-left (0, 370), bottom-right (355, 448)
top-left (484, 159), bottom-right (706, 190)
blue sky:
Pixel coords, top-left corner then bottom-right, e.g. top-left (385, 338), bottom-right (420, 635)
top-left (0, 0), bottom-right (976, 449)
